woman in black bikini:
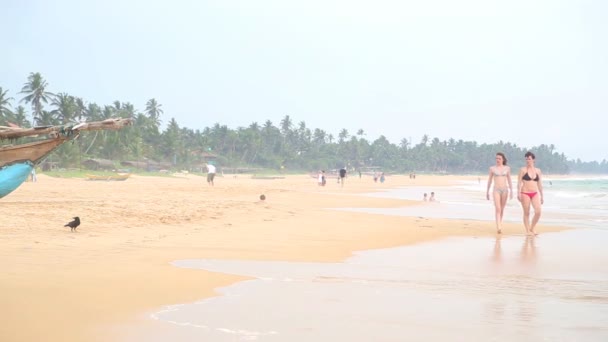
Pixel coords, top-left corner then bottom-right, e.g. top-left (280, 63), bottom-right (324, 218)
top-left (486, 152), bottom-right (513, 234)
top-left (517, 151), bottom-right (544, 235)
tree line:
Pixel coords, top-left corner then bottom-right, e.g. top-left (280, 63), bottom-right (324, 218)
top-left (1, 72), bottom-right (606, 174)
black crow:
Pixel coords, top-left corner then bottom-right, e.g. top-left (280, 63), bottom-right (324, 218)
top-left (64, 217), bottom-right (81, 232)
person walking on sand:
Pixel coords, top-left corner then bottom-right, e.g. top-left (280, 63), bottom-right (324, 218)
top-left (339, 167), bottom-right (347, 187)
top-left (206, 163), bottom-right (216, 186)
top-left (517, 151), bottom-right (544, 235)
top-left (486, 152), bottom-right (513, 234)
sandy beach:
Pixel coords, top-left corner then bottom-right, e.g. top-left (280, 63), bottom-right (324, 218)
top-left (0, 173), bottom-right (562, 342)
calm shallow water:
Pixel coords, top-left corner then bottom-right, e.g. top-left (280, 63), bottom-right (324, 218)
top-left (347, 181), bottom-right (608, 230)
top-left (119, 230), bottom-right (608, 342)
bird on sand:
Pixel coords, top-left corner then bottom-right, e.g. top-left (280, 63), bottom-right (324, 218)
top-left (64, 217), bottom-right (81, 232)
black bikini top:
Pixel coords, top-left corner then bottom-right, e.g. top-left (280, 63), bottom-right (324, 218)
top-left (522, 172), bottom-right (539, 182)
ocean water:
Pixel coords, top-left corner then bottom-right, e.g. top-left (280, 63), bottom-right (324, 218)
top-left (121, 177), bottom-right (608, 341)
top-left (349, 176), bottom-right (608, 230)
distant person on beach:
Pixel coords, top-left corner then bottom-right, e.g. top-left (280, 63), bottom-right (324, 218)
top-left (423, 193), bottom-right (428, 201)
top-left (486, 152), bottom-right (513, 234)
top-left (206, 163), bottom-right (216, 186)
top-left (380, 172), bottom-right (385, 183)
top-left (339, 167), bottom-right (347, 187)
top-left (429, 192), bottom-right (436, 202)
top-left (30, 168), bottom-right (37, 182)
top-left (318, 170), bottom-right (326, 186)
top-left (517, 151), bottom-right (544, 235)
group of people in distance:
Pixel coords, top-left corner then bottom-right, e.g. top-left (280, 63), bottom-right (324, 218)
top-left (318, 167), bottom-right (348, 187)
top-left (486, 151), bottom-right (544, 235)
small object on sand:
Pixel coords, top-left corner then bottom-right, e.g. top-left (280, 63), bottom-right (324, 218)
top-left (260, 194), bottom-right (266, 201)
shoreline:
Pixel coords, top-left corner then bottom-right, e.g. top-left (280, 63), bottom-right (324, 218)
top-left (0, 173), bottom-right (566, 341)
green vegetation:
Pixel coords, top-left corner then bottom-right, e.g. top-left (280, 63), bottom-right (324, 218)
top-left (2, 73), bottom-right (607, 174)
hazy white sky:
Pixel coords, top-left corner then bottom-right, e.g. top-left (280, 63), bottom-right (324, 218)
top-left (2, 0), bottom-right (607, 161)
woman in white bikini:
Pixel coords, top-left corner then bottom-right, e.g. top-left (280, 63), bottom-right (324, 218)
top-left (486, 152), bottom-right (513, 234)
top-left (517, 151), bottom-right (544, 235)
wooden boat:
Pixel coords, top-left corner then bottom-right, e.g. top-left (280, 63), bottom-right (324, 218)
top-left (0, 118), bottom-right (133, 198)
top-left (86, 173), bottom-right (131, 181)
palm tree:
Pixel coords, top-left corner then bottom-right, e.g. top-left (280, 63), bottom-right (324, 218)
top-left (279, 115), bottom-right (292, 136)
top-left (36, 110), bottom-right (57, 126)
top-left (74, 97), bottom-right (86, 122)
top-left (85, 103), bottom-right (102, 121)
top-left (121, 102), bottom-right (136, 118)
top-left (19, 72), bottom-right (55, 125)
top-left (419, 134), bottom-right (429, 147)
top-left (145, 98), bottom-right (163, 127)
top-left (0, 87), bottom-right (14, 120)
top-left (338, 129), bottom-right (349, 143)
top-left (12, 106), bottom-right (30, 128)
top-left (113, 100), bottom-right (122, 112)
top-left (51, 93), bottom-right (76, 123)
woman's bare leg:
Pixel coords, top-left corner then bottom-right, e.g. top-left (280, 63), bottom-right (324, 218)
top-left (530, 195), bottom-right (542, 235)
top-left (499, 192), bottom-right (508, 225)
top-left (492, 191), bottom-right (503, 233)
top-left (520, 194), bottom-right (532, 234)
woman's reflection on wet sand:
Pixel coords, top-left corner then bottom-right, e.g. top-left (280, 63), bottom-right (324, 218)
top-left (486, 236), bottom-right (539, 335)
top-left (521, 236), bottom-right (537, 264)
top-left (492, 236), bottom-right (503, 264)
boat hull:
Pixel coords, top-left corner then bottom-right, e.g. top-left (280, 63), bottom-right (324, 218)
top-left (0, 138), bottom-right (69, 199)
top-left (86, 174), bottom-right (131, 181)
top-left (0, 162), bottom-right (34, 198)
top-left (0, 138), bottom-right (68, 167)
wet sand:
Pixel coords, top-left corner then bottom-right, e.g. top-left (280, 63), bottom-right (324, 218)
top-left (0, 173), bottom-right (562, 341)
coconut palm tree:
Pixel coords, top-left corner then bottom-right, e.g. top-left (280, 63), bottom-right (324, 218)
top-left (0, 87), bottom-right (14, 120)
top-left (19, 72), bottom-right (55, 125)
top-left (74, 97), bottom-right (86, 122)
top-left (12, 106), bottom-right (30, 128)
top-left (145, 98), bottom-right (163, 127)
top-left (36, 110), bottom-right (58, 126)
top-left (51, 93), bottom-right (76, 123)
top-left (338, 128), bottom-right (349, 143)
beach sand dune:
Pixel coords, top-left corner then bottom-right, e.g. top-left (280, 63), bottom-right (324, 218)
top-left (0, 173), bottom-right (556, 341)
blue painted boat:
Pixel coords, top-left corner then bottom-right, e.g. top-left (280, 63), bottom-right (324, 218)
top-left (0, 162), bottom-right (34, 198)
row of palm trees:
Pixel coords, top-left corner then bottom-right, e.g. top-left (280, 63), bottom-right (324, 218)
top-left (1, 73), bottom-right (605, 174)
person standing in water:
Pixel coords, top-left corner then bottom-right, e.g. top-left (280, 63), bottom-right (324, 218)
top-left (486, 152), bottom-right (513, 234)
top-left (517, 151), bottom-right (544, 235)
